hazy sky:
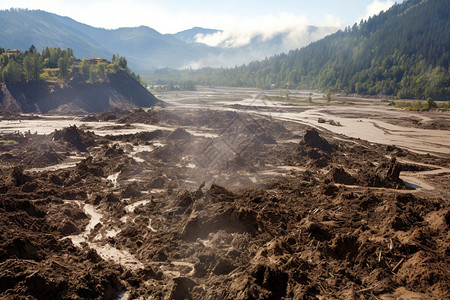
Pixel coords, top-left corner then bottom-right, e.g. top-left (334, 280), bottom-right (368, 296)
top-left (0, 0), bottom-right (403, 33)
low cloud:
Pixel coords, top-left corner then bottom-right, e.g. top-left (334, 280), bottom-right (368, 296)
top-left (194, 13), bottom-right (338, 49)
top-left (361, 0), bottom-right (394, 21)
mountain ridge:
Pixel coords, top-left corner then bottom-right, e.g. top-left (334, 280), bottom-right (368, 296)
top-left (0, 8), bottom-right (336, 70)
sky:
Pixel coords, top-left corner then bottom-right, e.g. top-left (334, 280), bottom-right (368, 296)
top-left (0, 0), bottom-right (403, 34)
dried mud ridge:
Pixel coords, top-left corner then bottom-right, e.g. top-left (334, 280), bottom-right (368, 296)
top-left (0, 107), bottom-right (449, 299)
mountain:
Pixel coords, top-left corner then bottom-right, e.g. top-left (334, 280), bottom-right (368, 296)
top-left (0, 9), bottom-right (108, 59)
top-left (0, 9), bottom-right (335, 70)
top-left (178, 0), bottom-right (449, 100)
top-left (0, 9), bottom-right (213, 70)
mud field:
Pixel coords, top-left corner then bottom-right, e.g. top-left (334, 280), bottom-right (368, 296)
top-left (0, 88), bottom-right (449, 299)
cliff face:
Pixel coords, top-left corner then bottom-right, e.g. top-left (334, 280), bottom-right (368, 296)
top-left (0, 70), bottom-right (160, 113)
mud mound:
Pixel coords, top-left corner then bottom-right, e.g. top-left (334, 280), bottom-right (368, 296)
top-left (53, 125), bottom-right (90, 152)
top-left (150, 142), bottom-right (184, 162)
top-left (25, 148), bottom-right (62, 167)
top-left (182, 205), bottom-right (258, 241)
top-left (10, 166), bottom-right (32, 186)
top-left (328, 167), bottom-right (357, 185)
top-left (168, 128), bottom-right (193, 140)
top-left (302, 128), bottom-right (333, 152)
top-left (359, 157), bottom-right (407, 189)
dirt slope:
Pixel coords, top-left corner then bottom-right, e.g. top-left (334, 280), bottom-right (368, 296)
top-left (0, 70), bottom-right (160, 113)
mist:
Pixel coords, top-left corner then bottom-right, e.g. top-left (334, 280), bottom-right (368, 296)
top-left (183, 15), bottom-right (339, 69)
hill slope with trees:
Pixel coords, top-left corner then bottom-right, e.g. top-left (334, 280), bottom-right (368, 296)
top-left (0, 46), bottom-right (160, 113)
top-left (159, 0), bottom-right (449, 100)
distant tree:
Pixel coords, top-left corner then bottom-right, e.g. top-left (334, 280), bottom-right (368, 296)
top-left (28, 44), bottom-right (37, 54)
top-left (80, 58), bottom-right (89, 76)
top-left (324, 89), bottom-right (331, 103)
top-left (23, 52), bottom-right (42, 81)
top-left (66, 48), bottom-right (74, 58)
top-left (0, 54), bottom-right (9, 68)
top-left (88, 65), bottom-right (99, 83)
top-left (58, 56), bottom-right (70, 81)
top-left (2, 60), bottom-right (23, 82)
top-left (111, 54), bottom-right (116, 63)
top-left (97, 62), bottom-right (107, 77)
top-left (118, 56), bottom-right (127, 69)
top-left (426, 97), bottom-right (438, 109)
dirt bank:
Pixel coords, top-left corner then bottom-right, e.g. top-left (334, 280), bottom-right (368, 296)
top-left (0, 70), bottom-right (161, 114)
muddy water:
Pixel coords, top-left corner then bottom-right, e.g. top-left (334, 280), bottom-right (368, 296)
top-left (161, 88), bottom-right (450, 155)
top-left (65, 202), bottom-right (144, 270)
top-left (27, 155), bottom-right (84, 172)
top-left (265, 109), bottom-right (450, 155)
top-left (192, 98), bottom-right (450, 156)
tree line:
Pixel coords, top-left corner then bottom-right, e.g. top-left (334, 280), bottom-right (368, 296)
top-left (0, 45), bottom-right (143, 85)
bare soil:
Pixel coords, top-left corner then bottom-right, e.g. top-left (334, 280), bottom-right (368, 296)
top-left (0, 92), bottom-right (449, 299)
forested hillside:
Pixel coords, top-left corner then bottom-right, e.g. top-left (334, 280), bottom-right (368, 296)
top-left (155, 0), bottom-right (449, 100)
top-left (0, 46), bottom-right (159, 113)
top-left (0, 45), bottom-right (141, 84)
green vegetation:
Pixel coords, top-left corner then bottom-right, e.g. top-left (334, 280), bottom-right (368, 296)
top-left (0, 46), bottom-right (143, 85)
top-left (146, 0), bottom-right (449, 100)
top-left (0, 140), bottom-right (17, 145)
top-left (150, 80), bottom-right (197, 92)
top-left (392, 99), bottom-right (449, 111)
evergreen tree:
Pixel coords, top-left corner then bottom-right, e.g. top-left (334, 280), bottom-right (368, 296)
top-left (58, 56), bottom-right (70, 81)
top-left (23, 52), bottom-right (42, 81)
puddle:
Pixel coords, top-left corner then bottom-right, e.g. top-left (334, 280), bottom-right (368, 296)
top-left (403, 181), bottom-right (422, 189)
top-left (125, 199), bottom-right (151, 213)
top-left (27, 156), bottom-right (84, 172)
top-left (160, 261), bottom-right (195, 277)
top-left (66, 203), bottom-right (103, 246)
top-left (130, 145), bottom-right (154, 154)
top-left (90, 243), bottom-right (144, 269)
top-left (400, 175), bottom-right (435, 190)
top-left (148, 219), bottom-right (157, 232)
top-left (186, 130), bottom-right (219, 138)
top-left (219, 98), bottom-right (286, 108)
top-left (65, 202), bottom-right (144, 270)
top-left (131, 157), bottom-right (145, 163)
top-left (107, 172), bottom-right (121, 188)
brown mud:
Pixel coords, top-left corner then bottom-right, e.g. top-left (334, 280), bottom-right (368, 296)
top-left (0, 105), bottom-right (449, 299)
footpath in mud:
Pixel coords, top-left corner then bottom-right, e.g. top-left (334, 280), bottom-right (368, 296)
top-left (0, 107), bottom-right (449, 299)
